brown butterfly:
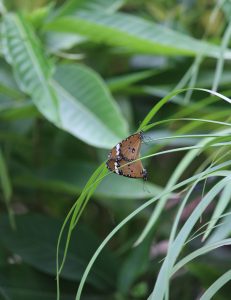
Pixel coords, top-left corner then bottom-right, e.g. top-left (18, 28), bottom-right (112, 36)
top-left (108, 132), bottom-right (144, 161)
top-left (106, 132), bottom-right (147, 180)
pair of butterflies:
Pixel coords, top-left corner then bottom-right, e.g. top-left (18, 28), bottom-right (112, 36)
top-left (106, 132), bottom-right (147, 180)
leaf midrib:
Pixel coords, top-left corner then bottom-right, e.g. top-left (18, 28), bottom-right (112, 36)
top-left (52, 79), bottom-right (121, 140)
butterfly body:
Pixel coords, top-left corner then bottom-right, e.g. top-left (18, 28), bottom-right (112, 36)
top-left (106, 132), bottom-right (147, 180)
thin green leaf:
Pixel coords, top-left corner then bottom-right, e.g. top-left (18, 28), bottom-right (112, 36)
top-left (75, 164), bottom-right (231, 300)
top-left (203, 183), bottom-right (231, 241)
top-left (172, 239), bottom-right (231, 275)
top-left (206, 214), bottom-right (231, 244)
top-left (45, 11), bottom-right (231, 58)
top-left (150, 177), bottom-right (231, 300)
top-left (212, 21), bottom-right (231, 92)
top-left (200, 269), bottom-right (231, 300)
top-left (107, 70), bottom-right (159, 92)
top-left (138, 88), bottom-right (231, 131)
top-left (0, 148), bottom-right (15, 229)
top-left (0, 148), bottom-right (12, 203)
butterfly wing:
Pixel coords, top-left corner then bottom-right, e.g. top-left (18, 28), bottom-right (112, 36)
top-left (107, 132), bottom-right (143, 161)
top-left (107, 141), bottom-right (124, 160)
top-left (106, 158), bottom-right (147, 180)
top-left (119, 133), bottom-right (142, 161)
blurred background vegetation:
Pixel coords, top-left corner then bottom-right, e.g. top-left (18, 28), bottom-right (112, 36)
top-left (1, 0), bottom-right (231, 299)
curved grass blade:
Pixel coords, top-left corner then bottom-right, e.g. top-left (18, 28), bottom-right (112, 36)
top-left (150, 176), bottom-right (231, 300)
top-left (75, 163), bottom-right (231, 299)
top-left (56, 162), bottom-right (108, 300)
top-left (134, 132), bottom-right (231, 246)
top-left (171, 239), bottom-right (231, 276)
top-left (202, 183), bottom-right (231, 241)
top-left (138, 88), bottom-right (231, 131)
top-left (212, 21), bottom-right (231, 92)
top-left (200, 270), bottom-right (231, 300)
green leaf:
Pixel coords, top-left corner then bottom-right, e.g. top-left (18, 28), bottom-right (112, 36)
top-left (55, 0), bottom-right (124, 17)
top-left (47, 0), bottom-right (124, 52)
top-left (0, 64), bottom-right (23, 101)
top-left (107, 70), bottom-right (158, 92)
top-left (206, 214), bottom-right (231, 244)
top-left (45, 10), bottom-right (231, 59)
top-left (0, 214), bottom-right (119, 290)
top-left (0, 100), bottom-right (38, 120)
top-left (13, 160), bottom-right (163, 199)
top-left (117, 236), bottom-right (152, 294)
top-left (2, 13), bottom-right (60, 125)
top-left (171, 239), bottom-right (231, 276)
top-left (45, 32), bottom-right (86, 53)
top-left (2, 13), bottom-right (128, 148)
top-left (0, 148), bottom-right (12, 203)
top-left (0, 264), bottom-right (74, 300)
top-left (150, 177), bottom-right (231, 300)
top-left (200, 270), bottom-right (231, 300)
top-left (53, 64), bottom-right (128, 148)
top-left (74, 163), bottom-right (231, 299)
top-left (203, 183), bottom-right (231, 241)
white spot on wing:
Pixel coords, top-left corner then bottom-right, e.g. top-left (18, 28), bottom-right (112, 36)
top-left (116, 143), bottom-right (120, 156)
top-left (115, 161), bottom-right (120, 174)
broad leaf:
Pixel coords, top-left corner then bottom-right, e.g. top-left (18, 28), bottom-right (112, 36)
top-left (55, 0), bottom-right (124, 16)
top-left (53, 64), bottom-right (128, 148)
top-left (2, 13), bottom-right (128, 148)
top-left (0, 264), bottom-right (74, 300)
top-left (45, 10), bottom-right (231, 59)
top-left (2, 13), bottom-right (60, 125)
top-left (0, 214), bottom-right (119, 290)
top-left (13, 160), bottom-right (163, 199)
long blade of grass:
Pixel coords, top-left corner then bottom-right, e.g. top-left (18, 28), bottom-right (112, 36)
top-left (138, 88), bottom-right (231, 131)
top-left (200, 270), bottom-right (231, 300)
top-left (56, 162), bottom-right (107, 300)
top-left (135, 131), bottom-right (231, 246)
top-left (212, 21), bottom-right (231, 92)
top-left (150, 176), bottom-right (231, 300)
top-left (75, 165), bottom-right (231, 299)
top-left (202, 183), bottom-right (231, 241)
top-left (206, 213), bottom-right (231, 244)
top-left (0, 148), bottom-right (15, 229)
top-left (171, 239), bottom-right (231, 275)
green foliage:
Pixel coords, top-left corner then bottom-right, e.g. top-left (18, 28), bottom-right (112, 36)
top-left (1, 0), bottom-right (231, 300)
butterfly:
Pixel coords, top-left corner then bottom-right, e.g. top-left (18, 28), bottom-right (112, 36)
top-left (106, 132), bottom-right (147, 180)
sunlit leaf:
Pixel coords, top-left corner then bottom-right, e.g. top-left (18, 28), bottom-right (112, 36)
top-left (46, 11), bottom-right (231, 59)
top-left (53, 64), bottom-right (128, 148)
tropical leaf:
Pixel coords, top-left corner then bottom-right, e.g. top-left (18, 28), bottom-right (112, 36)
top-left (2, 13), bottom-right (60, 125)
top-left (55, 0), bottom-right (124, 17)
top-left (0, 214), bottom-right (119, 290)
top-left (13, 160), bottom-right (163, 199)
top-left (45, 10), bottom-right (231, 59)
top-left (53, 64), bottom-right (128, 148)
top-left (0, 264), bottom-right (74, 300)
top-left (2, 13), bottom-right (128, 148)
